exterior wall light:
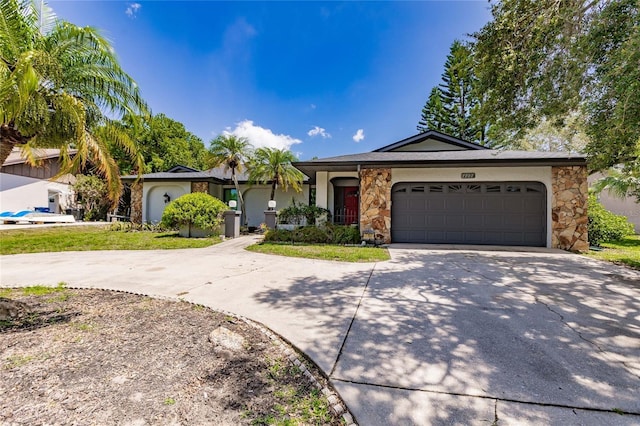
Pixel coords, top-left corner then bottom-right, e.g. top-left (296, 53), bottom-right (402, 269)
top-left (163, 193), bottom-right (171, 204)
top-left (268, 200), bottom-right (276, 210)
top-left (228, 200), bottom-right (237, 209)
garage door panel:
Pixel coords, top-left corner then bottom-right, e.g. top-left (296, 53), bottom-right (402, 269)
top-left (392, 181), bottom-right (546, 246)
top-left (446, 215), bottom-right (465, 227)
top-left (409, 215), bottom-right (426, 227)
top-left (524, 198), bottom-right (544, 211)
top-left (503, 232), bottom-right (526, 244)
top-left (428, 216), bottom-right (446, 227)
top-left (465, 216), bottom-right (484, 227)
top-left (524, 216), bottom-right (545, 227)
top-left (464, 231), bottom-right (484, 243)
top-left (504, 198), bottom-right (525, 211)
top-left (465, 198), bottom-right (484, 211)
top-left (445, 231), bottom-right (465, 241)
top-left (426, 198), bottom-right (446, 210)
top-left (483, 198), bottom-right (504, 211)
top-left (504, 215), bottom-right (523, 227)
top-left (484, 214), bottom-right (505, 228)
top-left (445, 198), bottom-right (465, 210)
top-left (408, 199), bottom-right (424, 210)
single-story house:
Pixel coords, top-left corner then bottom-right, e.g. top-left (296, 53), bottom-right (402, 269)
top-left (121, 165), bottom-right (310, 227)
top-left (123, 130), bottom-right (589, 252)
top-left (294, 130), bottom-right (589, 252)
top-left (0, 148), bottom-right (76, 213)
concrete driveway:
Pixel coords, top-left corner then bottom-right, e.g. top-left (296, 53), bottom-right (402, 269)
top-left (1, 237), bottom-right (639, 425)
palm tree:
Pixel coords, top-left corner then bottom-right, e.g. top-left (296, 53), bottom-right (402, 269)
top-left (0, 0), bottom-right (147, 204)
top-left (248, 147), bottom-right (304, 201)
top-left (592, 163), bottom-right (640, 202)
top-left (207, 134), bottom-right (252, 224)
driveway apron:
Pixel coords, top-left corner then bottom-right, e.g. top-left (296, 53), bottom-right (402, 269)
top-left (332, 246), bottom-right (640, 425)
top-left (1, 237), bottom-right (639, 425)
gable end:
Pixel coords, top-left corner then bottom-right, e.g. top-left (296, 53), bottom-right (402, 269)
top-left (374, 130), bottom-right (488, 152)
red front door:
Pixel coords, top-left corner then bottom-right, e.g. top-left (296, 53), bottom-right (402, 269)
top-left (343, 186), bottom-right (359, 225)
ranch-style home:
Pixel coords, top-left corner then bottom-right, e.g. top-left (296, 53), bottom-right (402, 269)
top-left (123, 130), bottom-right (589, 252)
top-left (120, 165), bottom-right (310, 229)
top-left (293, 130), bottom-right (589, 252)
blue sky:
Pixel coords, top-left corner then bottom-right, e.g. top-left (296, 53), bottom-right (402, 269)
top-left (51, 1), bottom-right (492, 160)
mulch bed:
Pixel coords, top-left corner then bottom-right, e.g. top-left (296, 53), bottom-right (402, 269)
top-left (0, 289), bottom-right (342, 425)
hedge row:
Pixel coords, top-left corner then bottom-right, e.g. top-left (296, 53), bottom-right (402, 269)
top-left (264, 225), bottom-right (361, 245)
top-left (588, 194), bottom-right (635, 246)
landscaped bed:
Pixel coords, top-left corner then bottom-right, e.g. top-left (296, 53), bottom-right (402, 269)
top-left (247, 241), bottom-right (390, 262)
top-left (0, 286), bottom-right (342, 425)
top-left (0, 225), bottom-right (220, 255)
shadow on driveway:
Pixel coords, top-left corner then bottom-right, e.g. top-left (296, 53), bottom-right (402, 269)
top-left (253, 249), bottom-right (640, 425)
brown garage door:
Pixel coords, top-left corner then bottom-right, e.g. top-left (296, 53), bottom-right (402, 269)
top-left (391, 182), bottom-right (546, 246)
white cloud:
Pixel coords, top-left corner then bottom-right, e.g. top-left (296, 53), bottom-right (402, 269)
top-left (352, 129), bottom-right (365, 142)
top-left (224, 120), bottom-right (301, 151)
top-left (125, 3), bottom-right (141, 17)
top-left (307, 126), bottom-right (331, 139)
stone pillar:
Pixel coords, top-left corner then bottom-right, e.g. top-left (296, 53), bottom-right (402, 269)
top-left (551, 165), bottom-right (589, 252)
top-left (359, 168), bottom-right (392, 244)
top-left (130, 182), bottom-right (143, 224)
top-left (264, 210), bottom-right (277, 229)
top-left (224, 210), bottom-right (241, 238)
top-left (191, 181), bottom-right (208, 193)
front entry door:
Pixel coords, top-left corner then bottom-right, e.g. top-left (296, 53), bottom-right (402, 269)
top-left (343, 186), bottom-right (359, 225)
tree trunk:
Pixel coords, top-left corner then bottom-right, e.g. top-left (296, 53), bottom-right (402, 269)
top-left (231, 169), bottom-right (247, 226)
top-left (0, 124), bottom-right (31, 166)
top-left (270, 179), bottom-right (277, 202)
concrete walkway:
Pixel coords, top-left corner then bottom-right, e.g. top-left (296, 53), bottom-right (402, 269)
top-left (1, 236), bottom-right (639, 425)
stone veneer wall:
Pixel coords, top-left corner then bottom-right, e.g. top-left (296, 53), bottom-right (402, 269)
top-left (191, 181), bottom-right (209, 193)
top-left (551, 165), bottom-right (589, 252)
top-left (359, 168), bottom-right (392, 243)
top-left (130, 182), bottom-right (143, 224)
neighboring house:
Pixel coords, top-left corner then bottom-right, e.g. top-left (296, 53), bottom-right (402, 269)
top-left (0, 148), bottom-right (76, 213)
top-left (589, 172), bottom-right (640, 233)
top-left (121, 165), bottom-right (310, 227)
top-left (294, 130), bottom-right (589, 251)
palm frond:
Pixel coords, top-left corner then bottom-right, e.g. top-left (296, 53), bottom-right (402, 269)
top-left (248, 146), bottom-right (303, 193)
top-left (84, 130), bottom-right (123, 206)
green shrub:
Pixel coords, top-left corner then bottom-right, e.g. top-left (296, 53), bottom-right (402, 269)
top-left (264, 228), bottom-right (294, 242)
top-left (277, 199), bottom-right (331, 225)
top-left (161, 193), bottom-right (227, 231)
top-left (108, 222), bottom-right (169, 233)
top-left (294, 226), bottom-right (331, 243)
top-left (73, 174), bottom-right (110, 221)
top-left (264, 224), bottom-right (361, 245)
top-left (326, 224), bottom-right (361, 244)
top-left (588, 194), bottom-right (635, 246)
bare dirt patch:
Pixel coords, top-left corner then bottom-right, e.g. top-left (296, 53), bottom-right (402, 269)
top-left (0, 288), bottom-right (342, 425)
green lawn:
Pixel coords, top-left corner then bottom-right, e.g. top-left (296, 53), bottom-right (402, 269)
top-left (246, 241), bottom-right (390, 262)
top-left (0, 225), bottom-right (220, 254)
top-left (586, 235), bottom-right (640, 270)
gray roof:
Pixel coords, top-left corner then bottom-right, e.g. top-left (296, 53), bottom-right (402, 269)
top-left (294, 150), bottom-right (586, 180)
top-left (121, 165), bottom-right (309, 183)
top-left (374, 130), bottom-right (489, 152)
top-left (121, 165), bottom-right (250, 182)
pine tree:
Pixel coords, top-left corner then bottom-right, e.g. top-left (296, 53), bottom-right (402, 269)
top-left (417, 87), bottom-right (446, 133)
top-left (418, 41), bottom-right (488, 145)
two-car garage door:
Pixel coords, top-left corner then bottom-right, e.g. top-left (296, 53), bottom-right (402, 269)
top-left (391, 182), bottom-right (546, 246)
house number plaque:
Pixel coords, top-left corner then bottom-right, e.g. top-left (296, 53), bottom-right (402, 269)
top-left (461, 173), bottom-right (476, 179)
